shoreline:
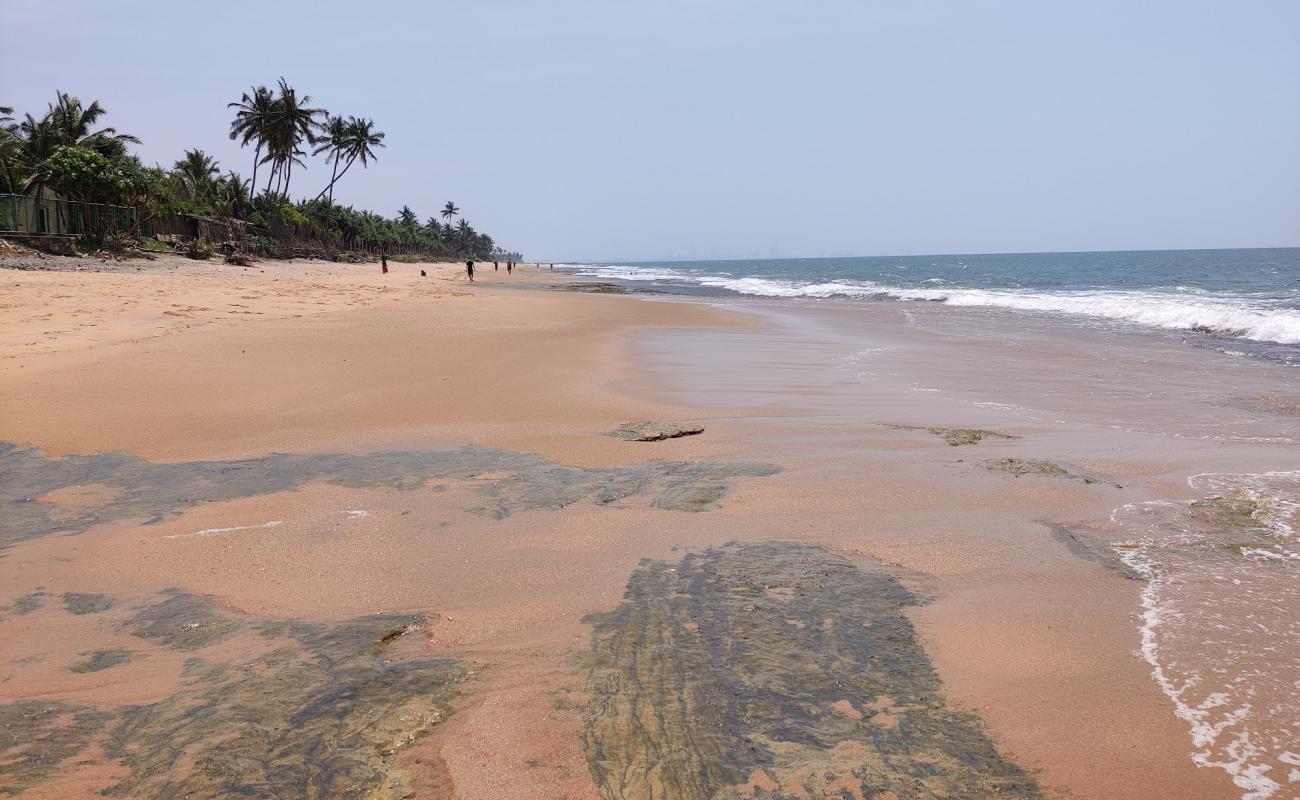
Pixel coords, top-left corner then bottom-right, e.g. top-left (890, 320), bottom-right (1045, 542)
top-left (1, 252), bottom-right (1287, 798)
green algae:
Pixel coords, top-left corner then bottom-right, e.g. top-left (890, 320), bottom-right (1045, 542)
top-left (980, 458), bottom-right (1121, 487)
top-left (62, 592), bottom-right (115, 615)
top-left (124, 591), bottom-right (245, 650)
top-left (6, 592), bottom-right (44, 614)
top-left (0, 593), bottom-right (469, 799)
top-left (70, 649), bottom-right (135, 673)
top-left (888, 425), bottom-right (1018, 447)
top-left (0, 701), bottom-right (114, 795)
top-left (0, 443), bottom-right (778, 552)
top-left (608, 421), bottom-right (705, 442)
top-left (580, 541), bottom-right (1041, 800)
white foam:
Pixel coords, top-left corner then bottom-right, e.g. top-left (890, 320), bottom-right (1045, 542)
top-left (1114, 471), bottom-right (1300, 799)
top-left (165, 520), bottom-right (283, 539)
top-left (566, 263), bottom-right (1300, 345)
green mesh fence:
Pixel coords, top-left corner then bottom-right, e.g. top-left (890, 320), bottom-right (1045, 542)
top-left (0, 193), bottom-right (135, 238)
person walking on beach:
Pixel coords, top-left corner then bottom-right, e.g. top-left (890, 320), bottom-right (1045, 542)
top-left (494, 261), bottom-right (499, 271)
top-left (466, 259), bottom-right (475, 282)
top-left (507, 261), bottom-right (512, 275)
top-left (381, 254), bottom-right (388, 274)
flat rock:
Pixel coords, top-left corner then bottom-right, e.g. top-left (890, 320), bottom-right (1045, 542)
top-left (608, 421), bottom-right (704, 442)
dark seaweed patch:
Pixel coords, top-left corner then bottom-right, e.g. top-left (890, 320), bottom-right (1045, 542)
top-left (124, 591), bottom-right (245, 650)
top-left (6, 592), bottom-right (44, 615)
top-left (887, 425), bottom-right (1018, 447)
top-left (581, 541), bottom-right (1041, 799)
top-left (105, 611), bottom-right (464, 799)
top-left (70, 649), bottom-right (135, 673)
top-left (62, 592), bottom-right (115, 615)
top-left (0, 594), bottom-right (467, 798)
top-left (0, 701), bottom-right (114, 795)
top-left (0, 443), bottom-right (777, 552)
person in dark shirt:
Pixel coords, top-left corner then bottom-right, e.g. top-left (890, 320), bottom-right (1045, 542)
top-left (466, 260), bottom-right (475, 282)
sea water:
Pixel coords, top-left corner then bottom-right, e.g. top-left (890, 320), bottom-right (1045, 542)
top-left (561, 248), bottom-right (1300, 364)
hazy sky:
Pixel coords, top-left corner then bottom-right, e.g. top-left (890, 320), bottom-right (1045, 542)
top-left (5, 1), bottom-right (1298, 261)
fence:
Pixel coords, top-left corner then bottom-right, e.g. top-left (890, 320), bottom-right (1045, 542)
top-left (0, 193), bottom-right (135, 238)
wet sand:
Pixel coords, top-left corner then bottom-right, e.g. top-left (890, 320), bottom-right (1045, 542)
top-left (3, 255), bottom-right (1292, 798)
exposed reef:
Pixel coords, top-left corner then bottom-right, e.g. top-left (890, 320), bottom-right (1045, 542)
top-left (0, 443), bottom-right (778, 551)
top-left (0, 592), bottom-right (468, 799)
top-left (580, 541), bottom-right (1041, 799)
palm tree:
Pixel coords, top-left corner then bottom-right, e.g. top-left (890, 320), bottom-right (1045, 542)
top-left (212, 171), bottom-right (250, 217)
top-left (312, 116), bottom-right (384, 202)
top-left (0, 106), bottom-right (20, 193)
top-left (397, 205), bottom-right (418, 229)
top-left (260, 78), bottom-right (324, 198)
top-left (43, 92), bottom-right (140, 152)
top-left (441, 201), bottom-right (459, 228)
top-left (311, 115), bottom-right (349, 203)
top-left (228, 85), bottom-right (274, 201)
top-left (174, 149), bottom-right (220, 201)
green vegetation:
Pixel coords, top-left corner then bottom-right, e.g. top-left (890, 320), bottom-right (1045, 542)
top-left (2, 86), bottom-right (521, 259)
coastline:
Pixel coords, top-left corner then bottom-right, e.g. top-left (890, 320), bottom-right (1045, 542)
top-left (1, 253), bottom-right (1287, 798)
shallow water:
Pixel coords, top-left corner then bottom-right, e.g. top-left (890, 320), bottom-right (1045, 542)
top-left (1115, 473), bottom-right (1300, 800)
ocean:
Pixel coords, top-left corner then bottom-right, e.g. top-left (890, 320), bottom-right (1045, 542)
top-left (561, 248), bottom-right (1300, 364)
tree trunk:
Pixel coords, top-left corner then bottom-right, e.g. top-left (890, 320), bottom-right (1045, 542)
top-left (250, 142), bottom-right (261, 201)
top-left (312, 152), bottom-right (357, 202)
top-left (327, 153), bottom-right (339, 204)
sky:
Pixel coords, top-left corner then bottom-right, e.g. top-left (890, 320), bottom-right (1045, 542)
top-left (4, 0), bottom-right (1298, 261)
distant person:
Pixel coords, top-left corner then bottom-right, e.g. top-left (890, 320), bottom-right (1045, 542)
top-left (381, 254), bottom-right (388, 274)
top-left (466, 259), bottom-right (475, 282)
top-left (507, 261), bottom-right (512, 275)
top-left (494, 261), bottom-right (499, 271)
top-left (550, 263), bottom-right (554, 270)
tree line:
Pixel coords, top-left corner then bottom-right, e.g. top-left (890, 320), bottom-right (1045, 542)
top-left (0, 84), bottom-right (519, 260)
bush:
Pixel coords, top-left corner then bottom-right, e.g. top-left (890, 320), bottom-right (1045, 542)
top-left (186, 240), bottom-right (213, 260)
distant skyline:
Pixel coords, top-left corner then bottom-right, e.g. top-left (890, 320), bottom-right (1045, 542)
top-left (4, 1), bottom-right (1298, 261)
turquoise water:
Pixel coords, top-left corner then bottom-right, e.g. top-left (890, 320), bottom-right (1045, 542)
top-left (563, 248), bottom-right (1300, 361)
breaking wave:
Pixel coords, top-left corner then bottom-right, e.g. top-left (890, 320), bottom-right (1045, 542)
top-left (568, 264), bottom-right (1300, 345)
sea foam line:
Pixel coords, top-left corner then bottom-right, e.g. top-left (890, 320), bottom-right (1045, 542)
top-left (165, 521), bottom-right (284, 539)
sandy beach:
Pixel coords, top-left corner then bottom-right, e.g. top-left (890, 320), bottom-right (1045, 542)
top-left (2, 252), bottom-right (1293, 799)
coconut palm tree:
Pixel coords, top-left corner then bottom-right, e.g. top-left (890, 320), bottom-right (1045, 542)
top-left (312, 116), bottom-right (384, 202)
top-left (311, 115), bottom-right (349, 203)
top-left (397, 205), bottom-right (419, 230)
top-left (42, 92), bottom-right (140, 152)
top-left (441, 201), bottom-right (459, 228)
top-left (260, 78), bottom-right (324, 198)
top-left (228, 85), bottom-right (275, 201)
top-left (174, 148), bottom-right (220, 201)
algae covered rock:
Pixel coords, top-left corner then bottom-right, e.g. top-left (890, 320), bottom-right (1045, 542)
top-left (608, 421), bottom-right (705, 442)
top-left (580, 541), bottom-right (1042, 799)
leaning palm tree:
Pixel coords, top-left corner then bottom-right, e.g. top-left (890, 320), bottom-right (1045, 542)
top-left (260, 78), bottom-right (324, 198)
top-left (311, 115), bottom-right (349, 203)
top-left (228, 85), bottom-right (275, 200)
top-left (312, 116), bottom-right (384, 202)
top-left (441, 201), bottom-right (460, 228)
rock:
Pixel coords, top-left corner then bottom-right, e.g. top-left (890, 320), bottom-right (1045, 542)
top-left (608, 421), bottom-right (704, 442)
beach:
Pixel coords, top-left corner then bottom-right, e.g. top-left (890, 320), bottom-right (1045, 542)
top-left (2, 252), bottom-right (1295, 799)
